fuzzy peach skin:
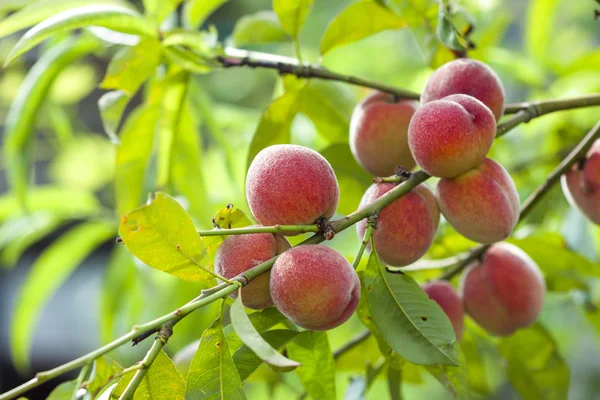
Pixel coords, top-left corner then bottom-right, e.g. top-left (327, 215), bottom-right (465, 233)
top-left (246, 144), bottom-right (340, 226)
top-left (422, 281), bottom-right (464, 341)
top-left (214, 231), bottom-right (291, 310)
top-left (349, 91), bottom-right (419, 176)
top-left (421, 58), bottom-right (505, 120)
top-left (460, 242), bottom-right (546, 336)
top-left (562, 139), bottom-right (600, 225)
top-left (270, 245), bottom-right (360, 330)
top-left (408, 94), bottom-right (496, 178)
top-left (437, 158), bottom-right (519, 244)
top-left (356, 183), bottom-right (440, 266)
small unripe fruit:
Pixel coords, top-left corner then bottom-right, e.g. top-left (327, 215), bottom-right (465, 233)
top-left (422, 281), bottom-right (464, 341)
top-left (270, 245), bottom-right (360, 331)
top-left (460, 242), bottom-right (546, 336)
top-left (357, 183), bottom-right (440, 266)
top-left (215, 231), bottom-right (291, 310)
top-left (437, 158), bottom-right (520, 244)
top-left (408, 94), bottom-right (496, 178)
top-left (562, 139), bottom-right (600, 225)
top-left (246, 144), bottom-right (339, 226)
top-left (349, 91), bottom-right (419, 176)
top-left (421, 58), bottom-right (505, 120)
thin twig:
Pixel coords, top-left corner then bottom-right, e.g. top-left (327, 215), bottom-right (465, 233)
top-left (198, 224), bottom-right (319, 236)
top-left (71, 362), bottom-right (92, 400)
top-left (439, 120), bottom-right (600, 281)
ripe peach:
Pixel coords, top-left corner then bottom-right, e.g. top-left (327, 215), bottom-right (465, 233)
top-left (562, 139), bottom-right (600, 225)
top-left (270, 244), bottom-right (360, 330)
top-left (437, 158), bottom-right (519, 244)
top-left (356, 183), bottom-right (440, 266)
top-left (422, 281), bottom-right (464, 340)
top-left (349, 91), bottom-right (419, 176)
top-left (460, 242), bottom-right (546, 336)
top-left (214, 231), bottom-right (291, 310)
top-left (246, 144), bottom-right (340, 226)
top-left (421, 58), bottom-right (505, 120)
top-left (408, 94), bottom-right (496, 178)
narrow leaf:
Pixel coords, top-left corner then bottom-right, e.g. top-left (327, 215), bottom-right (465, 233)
top-left (87, 356), bottom-right (123, 396)
top-left (232, 330), bottom-right (299, 381)
top-left (183, 0), bottom-right (230, 29)
top-left (0, 0), bottom-right (134, 39)
top-left (118, 192), bottom-right (216, 282)
top-left (425, 344), bottom-right (471, 399)
top-left (100, 38), bottom-right (161, 95)
top-left (320, 0), bottom-right (406, 55)
top-left (111, 350), bottom-right (185, 399)
top-left (47, 381), bottom-right (77, 399)
top-left (225, 307), bottom-right (288, 354)
top-left (272, 0), bottom-right (314, 39)
top-left (287, 331), bottom-right (336, 399)
top-left (98, 90), bottom-right (130, 144)
top-left (359, 249), bottom-right (458, 365)
top-left (231, 11), bottom-right (287, 46)
top-left (186, 317), bottom-right (247, 400)
top-left (5, 4), bottom-right (157, 66)
top-left (143, 0), bottom-right (182, 25)
top-left (115, 103), bottom-right (160, 216)
top-left (499, 323), bottom-right (569, 400)
top-left (230, 292), bottom-right (300, 370)
top-left (246, 87), bottom-right (303, 170)
top-left (11, 221), bottom-right (114, 372)
top-left (3, 36), bottom-right (100, 208)
top-left (525, 0), bottom-right (559, 64)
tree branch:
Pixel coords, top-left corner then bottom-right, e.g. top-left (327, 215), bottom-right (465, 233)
top-left (439, 120), bottom-right (600, 281)
top-left (216, 48), bottom-right (420, 100)
top-left (197, 224), bottom-right (319, 236)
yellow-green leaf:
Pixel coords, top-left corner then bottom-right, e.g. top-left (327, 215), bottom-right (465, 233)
top-left (118, 192), bottom-right (217, 282)
top-left (98, 90), bottom-right (130, 144)
top-left (5, 4), bottom-right (157, 66)
top-left (231, 11), bottom-right (288, 47)
top-left (183, 0), bottom-right (230, 29)
top-left (100, 38), bottom-right (161, 95)
top-left (143, 0), bottom-right (182, 25)
top-left (272, 0), bottom-right (313, 39)
top-left (320, 0), bottom-right (406, 55)
top-left (11, 221), bottom-right (114, 372)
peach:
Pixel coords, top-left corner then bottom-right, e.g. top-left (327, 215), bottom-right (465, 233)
top-left (422, 281), bottom-right (464, 340)
top-left (562, 139), bottom-right (600, 225)
top-left (270, 244), bottom-right (360, 330)
top-left (246, 144), bottom-right (340, 225)
top-left (460, 242), bottom-right (546, 336)
top-left (437, 158), bottom-right (519, 244)
top-left (349, 91), bottom-right (419, 176)
top-left (356, 183), bottom-right (440, 266)
top-left (421, 58), bottom-right (505, 120)
top-left (214, 231), bottom-right (291, 309)
top-left (408, 94), bottom-right (496, 178)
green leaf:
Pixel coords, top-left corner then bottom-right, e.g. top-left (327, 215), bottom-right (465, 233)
top-left (320, 143), bottom-right (372, 187)
top-left (163, 46), bottom-right (216, 74)
top-left (98, 90), bottom-right (130, 144)
top-left (499, 323), bottom-right (569, 400)
top-left (359, 249), bottom-right (458, 366)
top-left (157, 69), bottom-right (189, 188)
top-left (320, 0), bottom-right (406, 55)
top-left (272, 0), bottom-right (313, 39)
top-left (3, 35), bottom-right (100, 209)
top-left (170, 100), bottom-right (211, 222)
top-left (299, 81), bottom-right (354, 143)
top-left (111, 350), bottom-right (185, 399)
top-left (115, 103), bottom-right (160, 216)
top-left (118, 192), bottom-right (217, 282)
top-left (143, 0), bottom-right (182, 25)
top-left (225, 307), bottom-right (288, 354)
top-left (0, 0), bottom-right (134, 38)
top-left (435, 2), bottom-right (468, 51)
top-left (246, 87), bottom-right (304, 170)
top-left (47, 381), bottom-right (77, 400)
top-left (100, 38), bottom-right (161, 95)
top-left (0, 186), bottom-right (99, 223)
top-left (425, 345), bottom-right (470, 399)
top-left (525, 0), bottom-right (559, 64)
top-left (11, 221), bottom-right (114, 372)
top-left (231, 11), bottom-right (288, 47)
top-left (287, 331), bottom-right (336, 399)
top-left (4, 4), bottom-right (157, 66)
top-left (186, 317), bottom-right (247, 400)
top-left (387, 367), bottom-right (401, 400)
top-left (87, 356), bottom-right (123, 396)
top-left (183, 0), bottom-right (230, 29)
top-left (230, 292), bottom-right (300, 371)
top-left (232, 330), bottom-right (299, 381)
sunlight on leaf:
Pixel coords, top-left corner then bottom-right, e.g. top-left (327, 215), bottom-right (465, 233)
top-left (231, 11), bottom-right (288, 47)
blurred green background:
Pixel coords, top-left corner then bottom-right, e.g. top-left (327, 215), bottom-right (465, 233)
top-left (0, 0), bottom-right (599, 399)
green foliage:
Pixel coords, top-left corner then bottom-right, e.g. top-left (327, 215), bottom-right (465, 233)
top-left (272, 0), bottom-right (313, 40)
top-left (97, 90), bottom-right (130, 144)
top-left (231, 11), bottom-right (288, 47)
top-left (359, 247), bottom-right (458, 366)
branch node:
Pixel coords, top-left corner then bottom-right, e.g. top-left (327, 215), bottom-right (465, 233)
top-left (316, 217), bottom-right (335, 240)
